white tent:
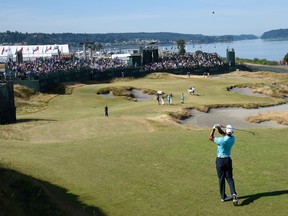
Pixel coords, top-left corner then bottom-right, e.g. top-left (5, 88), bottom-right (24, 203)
top-left (111, 53), bottom-right (131, 62)
top-left (0, 44), bottom-right (69, 62)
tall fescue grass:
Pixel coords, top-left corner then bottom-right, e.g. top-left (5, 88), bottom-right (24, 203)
top-left (245, 111), bottom-right (288, 125)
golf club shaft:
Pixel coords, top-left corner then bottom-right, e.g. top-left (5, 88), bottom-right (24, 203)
top-left (220, 126), bottom-right (255, 135)
top-left (233, 128), bottom-right (255, 135)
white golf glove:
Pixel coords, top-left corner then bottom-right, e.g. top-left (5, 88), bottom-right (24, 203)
top-left (213, 124), bottom-right (220, 129)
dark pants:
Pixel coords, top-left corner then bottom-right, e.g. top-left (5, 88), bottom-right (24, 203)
top-left (216, 157), bottom-right (237, 199)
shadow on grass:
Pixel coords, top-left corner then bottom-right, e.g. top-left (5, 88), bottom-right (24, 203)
top-left (0, 167), bottom-right (106, 216)
top-left (238, 190), bottom-right (288, 206)
top-left (16, 118), bottom-right (57, 123)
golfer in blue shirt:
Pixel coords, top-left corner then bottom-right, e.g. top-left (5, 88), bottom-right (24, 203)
top-left (209, 124), bottom-right (238, 206)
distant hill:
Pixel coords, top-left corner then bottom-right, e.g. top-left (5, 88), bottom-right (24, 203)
top-left (0, 31), bottom-right (258, 47)
top-left (261, 29), bottom-right (288, 39)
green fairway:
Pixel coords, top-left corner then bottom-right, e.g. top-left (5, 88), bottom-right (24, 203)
top-left (0, 73), bottom-right (287, 215)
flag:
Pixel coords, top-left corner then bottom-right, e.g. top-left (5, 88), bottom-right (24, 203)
top-left (33, 46), bottom-right (39, 54)
top-left (45, 46), bottom-right (52, 52)
top-left (19, 47), bottom-right (23, 53)
top-left (1, 47), bottom-right (4, 55)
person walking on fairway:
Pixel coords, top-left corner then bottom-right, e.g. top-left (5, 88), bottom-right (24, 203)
top-left (105, 105), bottom-right (109, 117)
top-left (208, 124), bottom-right (238, 206)
top-left (181, 93), bottom-right (184, 104)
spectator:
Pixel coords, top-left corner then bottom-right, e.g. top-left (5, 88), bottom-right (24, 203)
top-left (105, 105), bottom-right (109, 117)
top-left (181, 93), bottom-right (184, 104)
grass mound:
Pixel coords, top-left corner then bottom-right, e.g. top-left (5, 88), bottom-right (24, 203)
top-left (96, 86), bottom-right (157, 99)
top-left (96, 86), bottom-right (134, 97)
top-left (13, 85), bottom-right (37, 100)
top-left (13, 83), bottom-right (83, 114)
top-left (13, 85), bottom-right (56, 114)
top-left (140, 88), bottom-right (158, 95)
top-left (245, 111), bottom-right (288, 125)
top-left (167, 108), bottom-right (191, 120)
top-left (47, 82), bottom-right (84, 95)
top-left (145, 72), bottom-right (181, 79)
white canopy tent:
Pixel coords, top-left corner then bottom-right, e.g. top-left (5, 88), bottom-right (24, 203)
top-left (0, 44), bottom-right (69, 62)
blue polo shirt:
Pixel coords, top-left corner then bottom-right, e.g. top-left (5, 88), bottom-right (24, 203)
top-left (214, 135), bottom-right (235, 158)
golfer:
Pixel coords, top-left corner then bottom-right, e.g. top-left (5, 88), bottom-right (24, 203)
top-left (208, 124), bottom-right (238, 206)
top-left (105, 105), bottom-right (108, 117)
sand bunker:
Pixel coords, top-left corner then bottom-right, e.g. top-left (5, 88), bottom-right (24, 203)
top-left (181, 104), bottom-right (288, 129)
top-left (230, 87), bottom-right (267, 97)
top-left (181, 87), bottom-right (288, 129)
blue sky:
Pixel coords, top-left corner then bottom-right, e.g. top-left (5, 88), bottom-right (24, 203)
top-left (0, 0), bottom-right (287, 36)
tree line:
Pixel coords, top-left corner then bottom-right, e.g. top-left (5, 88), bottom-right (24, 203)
top-left (261, 29), bottom-right (288, 39)
top-left (0, 31), bottom-right (258, 47)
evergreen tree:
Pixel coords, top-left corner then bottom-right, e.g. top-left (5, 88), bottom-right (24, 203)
top-left (284, 53), bottom-right (288, 64)
top-left (176, 39), bottom-right (186, 55)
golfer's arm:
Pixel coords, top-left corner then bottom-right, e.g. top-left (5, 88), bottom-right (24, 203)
top-left (208, 129), bottom-right (215, 141)
top-left (218, 127), bottom-right (225, 136)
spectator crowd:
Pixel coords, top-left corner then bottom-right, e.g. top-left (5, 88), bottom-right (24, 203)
top-left (143, 52), bottom-right (223, 71)
top-left (3, 57), bottom-right (89, 80)
top-left (2, 51), bottom-right (224, 81)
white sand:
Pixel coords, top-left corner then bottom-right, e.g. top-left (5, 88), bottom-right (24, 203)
top-left (182, 86), bottom-right (288, 129)
top-left (181, 104), bottom-right (288, 129)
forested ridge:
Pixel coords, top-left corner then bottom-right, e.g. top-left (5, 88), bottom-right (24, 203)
top-left (0, 31), bottom-right (257, 46)
top-left (261, 28), bottom-right (288, 39)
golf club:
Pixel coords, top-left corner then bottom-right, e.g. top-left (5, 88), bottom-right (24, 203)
top-left (220, 125), bottom-right (255, 135)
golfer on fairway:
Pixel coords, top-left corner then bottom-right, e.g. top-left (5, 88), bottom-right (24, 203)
top-left (208, 124), bottom-right (238, 206)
